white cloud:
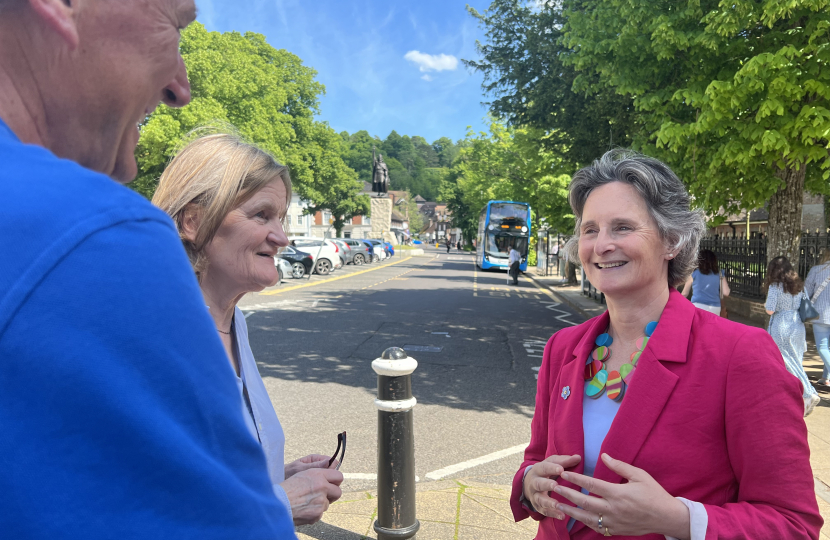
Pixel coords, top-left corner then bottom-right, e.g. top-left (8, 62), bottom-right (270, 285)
top-left (404, 50), bottom-right (459, 73)
top-left (421, 74), bottom-right (433, 82)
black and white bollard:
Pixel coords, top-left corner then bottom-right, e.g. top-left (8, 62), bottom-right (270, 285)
top-left (372, 347), bottom-right (420, 540)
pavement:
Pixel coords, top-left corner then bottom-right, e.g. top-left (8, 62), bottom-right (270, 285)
top-left (244, 253), bottom-right (829, 539)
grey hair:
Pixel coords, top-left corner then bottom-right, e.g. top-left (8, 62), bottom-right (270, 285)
top-left (564, 149), bottom-right (705, 287)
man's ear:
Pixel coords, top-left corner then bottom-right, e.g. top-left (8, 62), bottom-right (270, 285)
top-left (27, 0), bottom-right (79, 50)
top-left (180, 203), bottom-right (202, 244)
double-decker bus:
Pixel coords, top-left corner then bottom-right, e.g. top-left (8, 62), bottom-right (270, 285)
top-left (476, 201), bottom-right (531, 271)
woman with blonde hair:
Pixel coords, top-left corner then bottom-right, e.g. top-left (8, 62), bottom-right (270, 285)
top-left (153, 132), bottom-right (343, 525)
top-left (805, 248), bottom-right (830, 386)
top-left (764, 256), bottom-right (820, 415)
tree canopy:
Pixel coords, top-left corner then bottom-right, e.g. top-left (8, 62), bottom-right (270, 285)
top-left (465, 0), bottom-right (640, 169)
top-left (132, 23), bottom-right (367, 237)
top-left (468, 0), bottom-right (830, 264)
top-left (338, 130), bottom-right (461, 201)
top-left (443, 120), bottom-right (573, 242)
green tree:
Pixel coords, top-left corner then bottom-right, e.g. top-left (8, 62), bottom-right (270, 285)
top-left (133, 22), bottom-right (324, 199)
top-left (446, 120), bottom-right (573, 242)
top-left (301, 123), bottom-right (370, 238)
top-left (465, 0), bottom-right (640, 169)
top-left (339, 130), bottom-right (380, 185)
top-left (564, 0), bottom-right (830, 263)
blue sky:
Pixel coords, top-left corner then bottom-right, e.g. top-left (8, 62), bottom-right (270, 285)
top-left (195, 0), bottom-right (492, 144)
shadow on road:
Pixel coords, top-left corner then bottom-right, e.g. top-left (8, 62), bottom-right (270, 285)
top-left (247, 278), bottom-right (570, 417)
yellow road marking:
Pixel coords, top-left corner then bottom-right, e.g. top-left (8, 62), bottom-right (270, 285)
top-left (261, 257), bottom-right (413, 295)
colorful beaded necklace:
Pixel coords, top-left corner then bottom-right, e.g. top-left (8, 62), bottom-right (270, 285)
top-left (584, 320), bottom-right (658, 401)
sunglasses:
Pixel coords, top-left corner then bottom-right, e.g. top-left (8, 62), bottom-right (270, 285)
top-left (328, 431), bottom-right (346, 470)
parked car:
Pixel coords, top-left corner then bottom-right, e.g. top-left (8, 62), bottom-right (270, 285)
top-left (277, 246), bottom-right (314, 278)
top-left (343, 238), bottom-right (371, 265)
top-left (360, 239), bottom-right (377, 262)
top-left (274, 257), bottom-right (293, 283)
top-left (365, 239), bottom-right (388, 261)
top-left (383, 242), bottom-right (395, 257)
top-left (289, 238), bottom-right (341, 275)
top-left (330, 239), bottom-right (352, 266)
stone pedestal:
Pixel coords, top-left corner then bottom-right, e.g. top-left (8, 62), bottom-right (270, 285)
top-left (370, 196), bottom-right (397, 244)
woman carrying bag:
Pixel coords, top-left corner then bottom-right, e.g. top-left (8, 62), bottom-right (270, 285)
top-left (764, 256), bottom-right (821, 416)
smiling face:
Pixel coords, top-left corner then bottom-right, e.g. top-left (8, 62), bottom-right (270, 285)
top-left (49, 0), bottom-right (196, 182)
top-left (201, 180), bottom-right (290, 296)
top-left (578, 182), bottom-right (671, 299)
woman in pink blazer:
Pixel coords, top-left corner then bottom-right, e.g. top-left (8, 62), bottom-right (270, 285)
top-left (511, 151), bottom-right (822, 539)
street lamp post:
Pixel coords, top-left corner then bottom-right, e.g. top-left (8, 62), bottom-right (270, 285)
top-left (372, 347), bottom-right (420, 540)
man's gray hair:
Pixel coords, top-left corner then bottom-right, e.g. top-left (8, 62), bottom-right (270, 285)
top-left (564, 150), bottom-right (705, 287)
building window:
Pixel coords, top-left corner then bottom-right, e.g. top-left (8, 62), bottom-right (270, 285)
top-left (297, 214), bottom-right (303, 225)
top-left (365, 217), bottom-right (371, 225)
top-left (323, 211), bottom-right (331, 224)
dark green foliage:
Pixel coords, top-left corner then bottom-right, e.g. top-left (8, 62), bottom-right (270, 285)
top-left (464, 1), bottom-right (640, 169)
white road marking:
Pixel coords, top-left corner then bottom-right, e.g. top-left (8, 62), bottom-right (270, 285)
top-left (424, 443), bottom-right (528, 481)
top-left (244, 312), bottom-right (254, 319)
top-left (343, 473), bottom-right (420, 482)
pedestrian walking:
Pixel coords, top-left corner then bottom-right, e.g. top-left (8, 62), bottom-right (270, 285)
top-left (0, 1), bottom-right (296, 538)
top-left (154, 133), bottom-right (344, 525)
top-left (514, 151), bottom-right (820, 539)
top-left (457, 240), bottom-right (462, 251)
top-left (804, 249), bottom-right (830, 387)
top-left (446, 236), bottom-right (452, 253)
top-left (508, 244), bottom-right (521, 285)
top-left (764, 256), bottom-right (821, 416)
top-left (680, 249), bottom-right (730, 316)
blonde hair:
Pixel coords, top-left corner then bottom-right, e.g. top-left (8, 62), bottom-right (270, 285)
top-left (152, 132), bottom-right (292, 277)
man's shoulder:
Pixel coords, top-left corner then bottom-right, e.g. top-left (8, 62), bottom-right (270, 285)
top-left (0, 139), bottom-right (164, 223)
top-left (0, 140), bottom-right (176, 309)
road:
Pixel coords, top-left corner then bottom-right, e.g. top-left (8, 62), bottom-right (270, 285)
top-left (238, 245), bottom-right (582, 492)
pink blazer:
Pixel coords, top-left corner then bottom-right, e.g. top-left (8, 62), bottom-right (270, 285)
top-left (511, 289), bottom-right (822, 539)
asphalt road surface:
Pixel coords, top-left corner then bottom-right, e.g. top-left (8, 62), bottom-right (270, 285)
top-left (238, 245), bottom-right (582, 492)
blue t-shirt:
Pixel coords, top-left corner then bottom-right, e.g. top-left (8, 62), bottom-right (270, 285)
top-left (690, 268), bottom-right (723, 307)
top-left (0, 119), bottom-right (296, 539)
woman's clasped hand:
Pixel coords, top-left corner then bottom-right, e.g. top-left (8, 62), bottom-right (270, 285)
top-left (524, 453), bottom-right (690, 537)
top-left (553, 454), bottom-right (690, 538)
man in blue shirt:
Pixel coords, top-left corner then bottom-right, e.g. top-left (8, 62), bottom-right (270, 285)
top-left (0, 1), bottom-right (296, 538)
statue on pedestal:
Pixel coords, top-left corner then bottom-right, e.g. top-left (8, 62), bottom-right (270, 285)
top-left (372, 146), bottom-right (389, 196)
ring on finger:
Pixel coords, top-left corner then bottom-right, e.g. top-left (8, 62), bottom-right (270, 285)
top-left (598, 514), bottom-right (604, 530)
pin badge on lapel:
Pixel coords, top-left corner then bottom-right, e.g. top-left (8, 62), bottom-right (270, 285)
top-left (561, 386), bottom-right (571, 400)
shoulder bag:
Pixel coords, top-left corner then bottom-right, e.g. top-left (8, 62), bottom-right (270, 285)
top-left (799, 293), bottom-right (820, 323)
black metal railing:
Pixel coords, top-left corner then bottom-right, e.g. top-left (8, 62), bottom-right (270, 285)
top-left (700, 232), bottom-right (830, 299)
top-left (699, 237), bottom-right (767, 299)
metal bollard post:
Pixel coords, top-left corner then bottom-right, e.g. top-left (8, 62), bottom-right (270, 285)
top-left (372, 347), bottom-right (420, 540)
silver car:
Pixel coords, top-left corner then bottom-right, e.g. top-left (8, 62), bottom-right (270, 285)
top-left (274, 257), bottom-right (293, 283)
top-left (343, 238), bottom-right (371, 265)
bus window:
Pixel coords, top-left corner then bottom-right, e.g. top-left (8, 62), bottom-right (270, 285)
top-left (489, 203), bottom-right (529, 223)
top-left (486, 233), bottom-right (528, 258)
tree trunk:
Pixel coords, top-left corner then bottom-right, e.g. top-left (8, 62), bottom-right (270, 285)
top-left (767, 164), bottom-right (806, 266)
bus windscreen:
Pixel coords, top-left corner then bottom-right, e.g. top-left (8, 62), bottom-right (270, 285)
top-left (489, 203), bottom-right (529, 223)
top-left (485, 233), bottom-right (528, 259)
